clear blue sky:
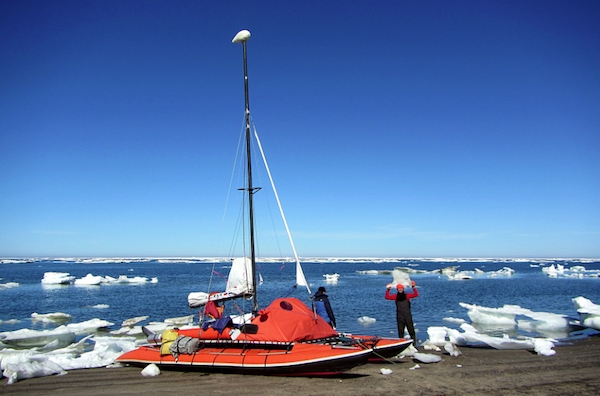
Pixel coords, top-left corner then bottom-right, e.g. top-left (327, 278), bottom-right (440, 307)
top-left (1, 1), bottom-right (598, 258)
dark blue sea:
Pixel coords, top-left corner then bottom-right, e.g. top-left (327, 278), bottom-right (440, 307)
top-left (1, 258), bottom-right (599, 343)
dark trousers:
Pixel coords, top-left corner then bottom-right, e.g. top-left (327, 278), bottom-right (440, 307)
top-left (395, 301), bottom-right (416, 341)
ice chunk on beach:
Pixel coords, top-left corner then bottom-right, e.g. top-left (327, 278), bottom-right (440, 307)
top-left (413, 352), bottom-right (442, 363)
top-left (0, 326), bottom-right (76, 349)
top-left (459, 303), bottom-right (572, 336)
top-left (457, 323), bottom-right (555, 355)
top-left (444, 342), bottom-right (461, 357)
top-left (3, 358), bottom-right (67, 384)
top-left (398, 344), bottom-right (418, 358)
top-left (423, 326), bottom-right (468, 349)
top-left (533, 339), bottom-right (556, 356)
top-left (141, 363), bottom-right (161, 377)
top-left (572, 296), bottom-right (600, 330)
top-left (1, 336), bottom-right (137, 383)
top-left (425, 326), bottom-right (447, 347)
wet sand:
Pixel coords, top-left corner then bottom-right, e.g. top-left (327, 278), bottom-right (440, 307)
top-left (3, 335), bottom-right (600, 396)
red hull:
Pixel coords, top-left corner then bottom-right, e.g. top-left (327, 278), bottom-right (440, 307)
top-left (116, 340), bottom-right (371, 376)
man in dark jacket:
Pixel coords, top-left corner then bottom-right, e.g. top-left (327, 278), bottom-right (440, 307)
top-left (314, 286), bottom-right (337, 328)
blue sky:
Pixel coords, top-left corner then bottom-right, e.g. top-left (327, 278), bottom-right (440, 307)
top-left (1, 1), bottom-right (598, 258)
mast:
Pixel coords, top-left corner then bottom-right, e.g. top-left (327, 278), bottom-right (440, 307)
top-left (232, 30), bottom-right (258, 314)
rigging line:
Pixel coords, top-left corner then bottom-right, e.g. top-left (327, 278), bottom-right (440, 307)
top-left (217, 115), bottom-right (247, 258)
top-left (252, 123), bottom-right (311, 295)
top-left (250, 134), bottom-right (287, 262)
top-left (207, 118), bottom-right (246, 306)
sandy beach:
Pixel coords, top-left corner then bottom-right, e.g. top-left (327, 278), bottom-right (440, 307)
top-left (3, 334), bottom-right (599, 396)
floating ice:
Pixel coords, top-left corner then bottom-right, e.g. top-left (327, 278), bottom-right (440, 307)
top-left (357, 316), bottom-right (376, 325)
top-left (164, 315), bottom-right (194, 326)
top-left (31, 312), bottom-right (72, 323)
top-left (66, 319), bottom-right (114, 335)
top-left (409, 364), bottom-right (420, 369)
top-left (41, 272), bottom-right (75, 285)
top-left (380, 368), bottom-right (393, 375)
top-left (541, 264), bottom-right (599, 278)
top-left (443, 317), bottom-right (466, 324)
top-left (74, 274), bottom-right (106, 285)
top-left (0, 281), bottom-right (19, 289)
top-left (323, 273), bottom-right (340, 283)
top-left (122, 316), bottom-right (149, 327)
top-left (47, 273), bottom-right (158, 287)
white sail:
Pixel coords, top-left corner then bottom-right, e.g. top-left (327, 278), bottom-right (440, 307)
top-left (227, 257), bottom-right (253, 295)
top-left (187, 257), bottom-right (254, 308)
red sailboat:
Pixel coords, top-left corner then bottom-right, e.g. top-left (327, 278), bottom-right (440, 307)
top-left (116, 30), bottom-right (411, 376)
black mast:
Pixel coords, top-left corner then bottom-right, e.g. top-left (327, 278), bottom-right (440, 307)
top-left (233, 30), bottom-right (258, 314)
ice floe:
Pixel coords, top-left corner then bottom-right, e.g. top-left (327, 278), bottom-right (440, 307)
top-left (542, 264), bottom-right (600, 278)
top-left (0, 281), bottom-right (19, 289)
top-left (41, 272), bottom-right (159, 286)
top-left (31, 312), bottom-right (72, 324)
top-left (41, 272), bottom-right (75, 285)
top-left (323, 273), bottom-right (340, 283)
top-left (357, 316), bottom-right (377, 325)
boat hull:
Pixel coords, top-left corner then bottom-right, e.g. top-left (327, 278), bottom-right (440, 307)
top-left (361, 337), bottom-right (413, 361)
top-left (116, 341), bottom-right (371, 376)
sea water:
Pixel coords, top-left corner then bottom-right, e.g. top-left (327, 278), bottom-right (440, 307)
top-left (1, 258), bottom-right (599, 342)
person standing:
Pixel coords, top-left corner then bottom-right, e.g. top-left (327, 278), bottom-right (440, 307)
top-left (314, 286), bottom-right (337, 328)
top-left (385, 281), bottom-right (418, 342)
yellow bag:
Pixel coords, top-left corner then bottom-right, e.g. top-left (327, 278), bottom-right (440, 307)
top-left (160, 329), bottom-right (179, 355)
